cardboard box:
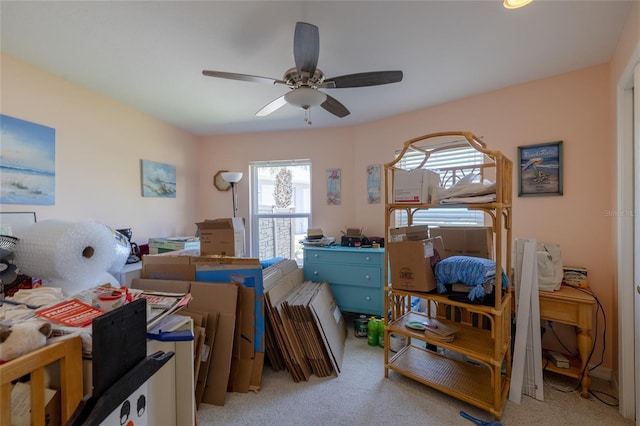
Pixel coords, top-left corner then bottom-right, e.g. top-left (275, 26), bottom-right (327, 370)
top-left (195, 259), bottom-right (264, 353)
top-left (142, 253), bottom-right (261, 281)
top-left (393, 169), bottom-right (440, 204)
top-left (142, 253), bottom-right (195, 281)
top-left (132, 278), bottom-right (239, 406)
top-left (180, 309), bottom-right (216, 408)
top-left (148, 237), bottom-right (200, 254)
top-left (389, 225), bottom-right (429, 242)
top-left (429, 226), bottom-right (493, 259)
top-left (388, 237), bottom-right (445, 292)
top-left (196, 218), bottom-right (245, 257)
top-left (263, 260), bottom-right (347, 383)
top-left (141, 254), bottom-right (264, 353)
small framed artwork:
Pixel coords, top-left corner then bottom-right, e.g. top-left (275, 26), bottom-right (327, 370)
top-left (141, 160), bottom-right (176, 198)
top-left (518, 141), bottom-right (563, 197)
top-left (367, 164), bottom-right (381, 204)
top-left (327, 168), bottom-right (341, 205)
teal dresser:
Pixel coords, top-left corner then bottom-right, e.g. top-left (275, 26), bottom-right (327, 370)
top-left (303, 246), bottom-right (385, 316)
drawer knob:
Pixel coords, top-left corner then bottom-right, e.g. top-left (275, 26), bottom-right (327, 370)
top-left (366, 296), bottom-right (371, 301)
top-left (313, 271), bottom-right (318, 276)
top-left (314, 253), bottom-right (319, 258)
top-left (365, 256), bottom-right (370, 261)
top-left (364, 275), bottom-right (370, 280)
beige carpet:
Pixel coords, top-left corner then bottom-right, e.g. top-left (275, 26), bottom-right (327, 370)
top-left (196, 316), bottom-right (631, 426)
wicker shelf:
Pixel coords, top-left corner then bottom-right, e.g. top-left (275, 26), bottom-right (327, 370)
top-left (388, 345), bottom-right (510, 418)
top-left (383, 131), bottom-right (512, 420)
top-left (389, 308), bottom-right (511, 366)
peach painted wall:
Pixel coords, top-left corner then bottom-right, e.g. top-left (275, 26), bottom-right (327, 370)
top-left (0, 54), bottom-right (201, 243)
top-left (201, 63), bottom-right (615, 370)
top-left (196, 127), bottom-right (356, 238)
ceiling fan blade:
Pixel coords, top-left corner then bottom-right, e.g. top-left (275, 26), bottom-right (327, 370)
top-left (202, 70), bottom-right (286, 85)
top-left (293, 22), bottom-right (319, 75)
top-left (256, 95), bottom-right (288, 116)
top-left (321, 71), bottom-right (403, 88)
top-left (321, 94), bottom-right (350, 118)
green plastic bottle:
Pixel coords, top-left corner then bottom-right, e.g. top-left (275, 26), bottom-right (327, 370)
top-left (367, 317), bottom-right (378, 346)
top-left (377, 318), bottom-right (385, 348)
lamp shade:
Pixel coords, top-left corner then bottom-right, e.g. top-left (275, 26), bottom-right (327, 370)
top-left (284, 88), bottom-right (327, 110)
top-left (221, 172), bottom-right (243, 184)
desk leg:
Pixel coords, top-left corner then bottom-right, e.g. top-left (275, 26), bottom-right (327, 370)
top-left (576, 326), bottom-right (591, 398)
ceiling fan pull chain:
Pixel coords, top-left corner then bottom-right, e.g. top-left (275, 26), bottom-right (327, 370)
top-left (305, 108), bottom-right (312, 125)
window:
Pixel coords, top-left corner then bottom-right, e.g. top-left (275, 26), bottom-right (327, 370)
top-left (250, 160), bottom-right (311, 265)
top-left (395, 142), bottom-right (485, 227)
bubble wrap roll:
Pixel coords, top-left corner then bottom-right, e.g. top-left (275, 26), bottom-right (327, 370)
top-left (14, 220), bottom-right (118, 295)
top-left (45, 272), bottom-right (119, 298)
top-left (108, 228), bottom-right (131, 274)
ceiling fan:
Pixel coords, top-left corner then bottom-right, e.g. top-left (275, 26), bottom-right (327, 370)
top-left (202, 22), bottom-right (403, 124)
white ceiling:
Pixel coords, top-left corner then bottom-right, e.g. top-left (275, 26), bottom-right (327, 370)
top-left (0, 1), bottom-right (632, 136)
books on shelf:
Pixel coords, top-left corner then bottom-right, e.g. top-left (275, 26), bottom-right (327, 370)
top-left (405, 317), bottom-right (457, 342)
top-left (422, 318), bottom-right (457, 342)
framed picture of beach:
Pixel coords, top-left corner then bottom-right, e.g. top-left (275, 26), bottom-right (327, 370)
top-left (518, 141), bottom-right (563, 197)
top-left (0, 114), bottom-right (56, 205)
top-left (141, 160), bottom-right (176, 198)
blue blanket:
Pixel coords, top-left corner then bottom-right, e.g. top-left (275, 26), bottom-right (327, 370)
top-left (435, 256), bottom-right (509, 301)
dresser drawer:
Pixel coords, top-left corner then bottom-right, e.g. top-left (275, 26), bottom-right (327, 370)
top-left (304, 249), bottom-right (383, 266)
top-left (304, 263), bottom-right (381, 289)
top-left (329, 284), bottom-right (383, 316)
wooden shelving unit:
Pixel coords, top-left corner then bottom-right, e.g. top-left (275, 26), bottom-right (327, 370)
top-left (383, 131), bottom-right (513, 419)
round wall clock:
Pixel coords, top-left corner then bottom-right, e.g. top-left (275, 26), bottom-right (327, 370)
top-left (213, 170), bottom-right (231, 191)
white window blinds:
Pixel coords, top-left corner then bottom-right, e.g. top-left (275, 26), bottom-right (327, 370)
top-left (395, 143), bottom-right (485, 227)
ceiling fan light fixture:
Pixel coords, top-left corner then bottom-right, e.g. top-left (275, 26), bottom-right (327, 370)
top-left (503, 0), bottom-right (533, 9)
top-left (284, 87), bottom-right (327, 110)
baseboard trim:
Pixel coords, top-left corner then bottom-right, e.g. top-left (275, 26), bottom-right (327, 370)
top-left (589, 365), bottom-right (612, 382)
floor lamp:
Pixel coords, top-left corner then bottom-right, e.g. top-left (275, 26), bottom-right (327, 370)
top-left (221, 172), bottom-right (243, 217)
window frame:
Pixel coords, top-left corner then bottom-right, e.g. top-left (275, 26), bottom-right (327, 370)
top-left (249, 160), bottom-right (312, 260)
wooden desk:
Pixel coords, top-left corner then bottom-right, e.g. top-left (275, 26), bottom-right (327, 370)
top-left (538, 285), bottom-right (596, 398)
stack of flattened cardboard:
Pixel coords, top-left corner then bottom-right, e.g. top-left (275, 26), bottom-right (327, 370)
top-left (132, 278), bottom-right (237, 407)
top-left (137, 254), bottom-right (266, 407)
top-left (262, 259), bottom-right (347, 382)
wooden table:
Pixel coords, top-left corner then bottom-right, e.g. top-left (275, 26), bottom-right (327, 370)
top-left (538, 285), bottom-right (596, 397)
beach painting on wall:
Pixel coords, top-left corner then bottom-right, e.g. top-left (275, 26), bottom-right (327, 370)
top-left (141, 159), bottom-right (176, 198)
top-left (0, 114), bottom-right (56, 205)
